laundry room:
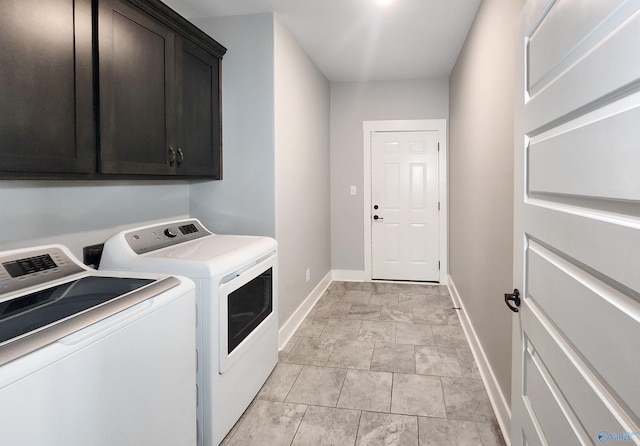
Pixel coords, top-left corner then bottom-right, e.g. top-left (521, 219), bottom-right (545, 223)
top-left (0, 0), bottom-right (520, 445)
top-left (4, 0), bottom-right (638, 445)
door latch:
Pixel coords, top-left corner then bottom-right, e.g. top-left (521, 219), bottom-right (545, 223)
top-left (504, 289), bottom-right (521, 313)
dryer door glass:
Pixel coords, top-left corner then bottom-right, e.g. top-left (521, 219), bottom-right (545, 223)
top-left (227, 268), bottom-right (272, 354)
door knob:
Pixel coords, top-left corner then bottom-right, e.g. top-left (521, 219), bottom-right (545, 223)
top-left (504, 289), bottom-right (521, 312)
top-left (373, 215), bottom-right (384, 221)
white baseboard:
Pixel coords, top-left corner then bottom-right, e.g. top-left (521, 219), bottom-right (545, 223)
top-left (331, 269), bottom-right (448, 285)
top-left (278, 271), bottom-right (332, 350)
top-left (448, 275), bottom-right (512, 446)
top-left (331, 269), bottom-right (368, 282)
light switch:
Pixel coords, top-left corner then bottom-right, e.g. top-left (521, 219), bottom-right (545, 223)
top-left (350, 185), bottom-right (357, 195)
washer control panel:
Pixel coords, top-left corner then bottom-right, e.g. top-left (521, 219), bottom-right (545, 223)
top-left (0, 246), bottom-right (85, 296)
top-left (124, 219), bottom-right (211, 254)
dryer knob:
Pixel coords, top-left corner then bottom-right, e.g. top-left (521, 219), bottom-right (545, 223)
top-left (164, 228), bottom-right (178, 238)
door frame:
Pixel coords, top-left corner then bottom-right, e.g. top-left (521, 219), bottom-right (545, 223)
top-left (363, 119), bottom-right (448, 284)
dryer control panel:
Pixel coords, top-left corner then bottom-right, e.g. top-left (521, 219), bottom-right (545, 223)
top-left (124, 219), bottom-right (212, 254)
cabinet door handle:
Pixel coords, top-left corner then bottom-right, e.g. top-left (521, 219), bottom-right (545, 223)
top-left (168, 147), bottom-right (176, 167)
top-left (177, 148), bottom-right (184, 166)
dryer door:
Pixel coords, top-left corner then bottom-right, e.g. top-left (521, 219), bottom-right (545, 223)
top-left (218, 254), bottom-right (276, 374)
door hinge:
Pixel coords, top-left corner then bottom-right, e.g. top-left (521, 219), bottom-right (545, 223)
top-left (437, 143), bottom-right (440, 151)
top-left (438, 261), bottom-right (440, 270)
top-left (438, 202), bottom-right (440, 211)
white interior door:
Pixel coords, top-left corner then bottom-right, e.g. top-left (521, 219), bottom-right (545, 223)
top-left (371, 131), bottom-right (439, 281)
top-left (511, 1), bottom-right (640, 445)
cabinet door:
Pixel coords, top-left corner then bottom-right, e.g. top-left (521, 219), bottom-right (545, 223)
top-left (176, 39), bottom-right (222, 178)
top-left (0, 0), bottom-right (95, 175)
top-left (98, 0), bottom-right (176, 175)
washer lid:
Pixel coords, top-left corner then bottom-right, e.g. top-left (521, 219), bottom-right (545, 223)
top-left (0, 276), bottom-right (154, 345)
top-left (0, 275), bottom-right (180, 367)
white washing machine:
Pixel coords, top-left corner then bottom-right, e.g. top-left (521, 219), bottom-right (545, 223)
top-left (0, 244), bottom-right (196, 446)
top-left (100, 218), bottom-right (278, 446)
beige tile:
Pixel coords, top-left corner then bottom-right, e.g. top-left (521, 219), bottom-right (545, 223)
top-left (432, 325), bottom-right (468, 348)
top-left (257, 363), bottom-right (303, 401)
top-left (363, 282), bottom-right (388, 293)
top-left (292, 406), bottom-right (360, 446)
top-left (427, 294), bottom-right (453, 309)
top-left (314, 301), bottom-right (353, 319)
top-left (415, 346), bottom-right (463, 377)
top-left (380, 306), bottom-right (414, 323)
top-left (457, 348), bottom-right (481, 379)
top-left (399, 294), bottom-right (430, 307)
top-left (223, 400), bottom-right (307, 446)
top-left (396, 323), bottom-right (434, 345)
top-left (391, 374), bottom-right (446, 418)
top-left (284, 337), bottom-right (336, 366)
top-left (370, 343), bottom-right (415, 374)
top-left (441, 377), bottom-right (496, 423)
top-left (343, 281), bottom-right (366, 291)
top-left (356, 411), bottom-right (419, 446)
top-left (326, 339), bottom-right (375, 369)
top-left (477, 421), bottom-right (507, 446)
top-left (278, 336), bottom-right (299, 362)
top-left (411, 284), bottom-right (441, 295)
top-left (369, 292), bottom-right (400, 306)
top-left (337, 369), bottom-right (393, 412)
top-left (386, 283), bottom-right (414, 294)
top-left (329, 281), bottom-right (362, 292)
top-left (347, 304), bottom-right (382, 320)
top-left (295, 318), bottom-right (328, 337)
top-left (413, 307), bottom-right (455, 325)
top-left (358, 320), bottom-right (396, 343)
top-left (320, 318), bottom-right (363, 340)
top-left (339, 290), bottom-right (373, 305)
top-left (447, 310), bottom-right (461, 326)
top-left (417, 417), bottom-right (482, 446)
top-left (285, 365), bottom-right (347, 407)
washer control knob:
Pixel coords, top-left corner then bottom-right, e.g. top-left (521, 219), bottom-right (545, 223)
top-left (164, 228), bottom-right (178, 238)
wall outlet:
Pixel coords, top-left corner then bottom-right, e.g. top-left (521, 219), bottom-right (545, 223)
top-left (305, 268), bottom-right (311, 283)
top-left (350, 185), bottom-right (357, 195)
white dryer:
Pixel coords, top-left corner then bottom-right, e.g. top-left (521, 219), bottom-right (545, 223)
top-left (100, 218), bottom-right (278, 446)
top-left (0, 244), bottom-right (196, 446)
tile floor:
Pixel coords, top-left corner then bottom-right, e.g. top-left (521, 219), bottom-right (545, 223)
top-left (221, 281), bottom-right (506, 446)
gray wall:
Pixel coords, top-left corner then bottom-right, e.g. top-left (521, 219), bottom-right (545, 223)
top-left (330, 79), bottom-right (449, 272)
top-left (0, 180), bottom-right (189, 259)
top-left (274, 17), bottom-right (331, 326)
top-left (448, 0), bottom-right (524, 407)
top-left (192, 13), bottom-right (331, 331)
top-left (190, 14), bottom-right (276, 237)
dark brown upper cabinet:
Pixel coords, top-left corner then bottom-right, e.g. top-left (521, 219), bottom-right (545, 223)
top-left (176, 38), bottom-right (222, 178)
top-left (0, 0), bottom-right (95, 175)
top-left (0, 0), bottom-right (225, 179)
top-left (98, 0), bottom-right (225, 178)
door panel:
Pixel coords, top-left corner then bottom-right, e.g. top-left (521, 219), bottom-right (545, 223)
top-left (525, 1), bottom-right (640, 131)
top-left (371, 131), bottom-right (439, 281)
top-left (512, 1), bottom-right (640, 444)
top-left (0, 0), bottom-right (94, 174)
top-left (177, 38), bottom-right (222, 178)
top-left (528, 100), bottom-right (640, 201)
top-left (99, 0), bottom-right (175, 175)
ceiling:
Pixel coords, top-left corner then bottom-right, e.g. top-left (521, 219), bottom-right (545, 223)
top-left (162, 0), bottom-right (481, 82)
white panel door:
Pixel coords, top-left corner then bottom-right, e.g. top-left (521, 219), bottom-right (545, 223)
top-left (511, 1), bottom-right (640, 445)
top-left (371, 131), bottom-right (439, 281)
